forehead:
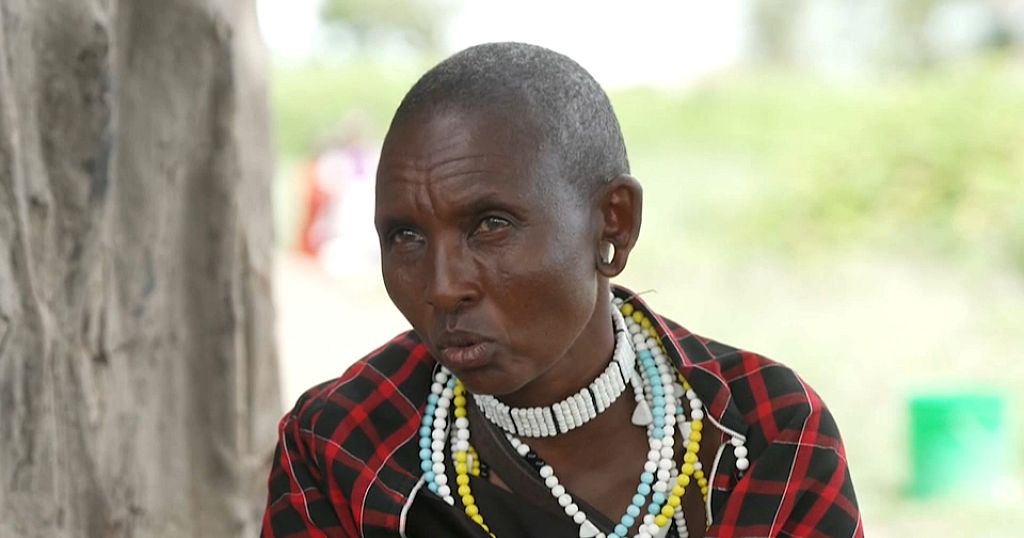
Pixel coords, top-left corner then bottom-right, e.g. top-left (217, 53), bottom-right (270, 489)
top-left (375, 106), bottom-right (563, 206)
top-left (381, 105), bottom-right (544, 172)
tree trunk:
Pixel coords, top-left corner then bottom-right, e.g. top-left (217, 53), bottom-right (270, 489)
top-left (0, 0), bottom-right (279, 536)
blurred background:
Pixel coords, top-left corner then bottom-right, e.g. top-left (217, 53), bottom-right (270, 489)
top-left (259, 1), bottom-right (1024, 535)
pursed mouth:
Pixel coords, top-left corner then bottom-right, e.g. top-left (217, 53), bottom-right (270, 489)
top-left (435, 331), bottom-right (494, 369)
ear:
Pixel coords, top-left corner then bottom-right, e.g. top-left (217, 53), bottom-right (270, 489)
top-left (594, 175), bottom-right (643, 278)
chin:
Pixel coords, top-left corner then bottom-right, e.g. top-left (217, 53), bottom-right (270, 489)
top-left (450, 367), bottom-right (523, 398)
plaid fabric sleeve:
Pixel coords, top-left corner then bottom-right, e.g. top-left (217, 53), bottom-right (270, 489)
top-left (711, 355), bottom-right (863, 538)
top-left (261, 390), bottom-right (358, 538)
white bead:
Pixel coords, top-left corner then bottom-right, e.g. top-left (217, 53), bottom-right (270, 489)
top-left (691, 409), bottom-right (704, 420)
top-left (558, 494), bottom-right (572, 507)
top-left (435, 472), bottom-right (448, 485)
top-left (734, 445), bottom-right (748, 458)
top-left (432, 417), bottom-right (446, 429)
top-left (731, 437), bottom-right (745, 447)
top-left (736, 457), bottom-right (750, 471)
top-left (540, 465), bottom-right (554, 478)
top-left (431, 429), bottom-right (446, 441)
top-left (691, 399), bottom-right (702, 410)
top-left (552, 484), bottom-right (566, 497)
top-left (431, 439), bottom-right (444, 451)
top-left (694, 461), bottom-right (702, 471)
top-left (648, 449), bottom-right (660, 461)
top-left (545, 475), bottom-right (559, 488)
top-left (658, 458), bottom-right (674, 470)
top-left (660, 446), bottom-right (674, 459)
top-left (432, 461), bottom-right (444, 474)
top-left (456, 429), bottom-right (469, 440)
top-left (573, 511), bottom-right (587, 524)
top-left (430, 382), bottom-right (443, 394)
top-left (437, 484), bottom-right (451, 496)
top-left (516, 443), bottom-right (530, 456)
top-left (453, 440), bottom-right (469, 452)
top-left (431, 452), bottom-right (443, 463)
top-left (685, 389), bottom-right (696, 400)
top-left (644, 461), bottom-right (658, 473)
top-left (455, 417), bottom-right (469, 428)
top-left (649, 439), bottom-right (662, 450)
top-left (653, 481), bottom-right (668, 493)
top-left (662, 436), bottom-right (675, 448)
top-left (565, 503), bottom-right (579, 516)
top-left (441, 388), bottom-right (453, 398)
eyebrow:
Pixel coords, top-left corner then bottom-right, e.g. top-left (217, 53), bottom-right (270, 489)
top-left (375, 189), bottom-right (528, 232)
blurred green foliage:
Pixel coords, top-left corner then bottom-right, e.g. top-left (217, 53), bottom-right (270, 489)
top-left (320, 0), bottom-right (448, 52)
top-left (271, 60), bottom-right (424, 157)
top-left (271, 57), bottom-right (1024, 273)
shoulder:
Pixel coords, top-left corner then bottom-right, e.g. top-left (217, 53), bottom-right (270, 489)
top-left (697, 335), bottom-right (845, 453)
top-left (282, 330), bottom-right (437, 456)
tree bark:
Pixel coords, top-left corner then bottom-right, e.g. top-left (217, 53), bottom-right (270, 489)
top-left (0, 0), bottom-right (279, 536)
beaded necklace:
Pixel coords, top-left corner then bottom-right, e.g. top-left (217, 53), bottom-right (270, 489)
top-left (418, 297), bottom-right (747, 538)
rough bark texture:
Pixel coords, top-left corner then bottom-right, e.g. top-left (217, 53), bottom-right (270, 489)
top-left (0, 0), bottom-right (279, 536)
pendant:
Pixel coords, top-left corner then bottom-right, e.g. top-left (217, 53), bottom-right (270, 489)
top-left (631, 400), bottom-right (653, 426)
top-left (579, 520), bottom-right (600, 538)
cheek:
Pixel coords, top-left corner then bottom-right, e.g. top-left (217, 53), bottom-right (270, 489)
top-left (492, 228), bottom-right (597, 353)
top-left (382, 263), bottom-right (425, 327)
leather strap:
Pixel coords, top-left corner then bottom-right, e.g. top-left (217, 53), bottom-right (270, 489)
top-left (466, 398), bottom-right (618, 533)
top-left (466, 398), bottom-right (569, 520)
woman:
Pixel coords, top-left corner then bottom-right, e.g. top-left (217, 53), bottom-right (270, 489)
top-left (262, 43), bottom-right (862, 538)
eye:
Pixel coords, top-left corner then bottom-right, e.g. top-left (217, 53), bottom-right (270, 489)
top-left (388, 228), bottom-right (425, 249)
top-left (471, 216), bottom-right (512, 236)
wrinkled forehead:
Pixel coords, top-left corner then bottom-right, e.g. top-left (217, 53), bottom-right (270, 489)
top-left (373, 104), bottom-right (587, 229)
top-left (377, 104), bottom-right (562, 192)
top-left (384, 103), bottom-right (547, 158)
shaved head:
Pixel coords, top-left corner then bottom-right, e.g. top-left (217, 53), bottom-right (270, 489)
top-left (386, 42), bottom-right (630, 196)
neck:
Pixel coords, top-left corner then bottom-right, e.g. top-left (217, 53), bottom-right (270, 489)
top-left (495, 287), bottom-right (615, 409)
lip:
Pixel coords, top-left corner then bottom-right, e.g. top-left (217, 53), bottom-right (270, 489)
top-left (436, 330), bottom-right (494, 370)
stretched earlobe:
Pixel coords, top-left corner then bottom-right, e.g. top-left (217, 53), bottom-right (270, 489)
top-left (594, 175), bottom-right (642, 278)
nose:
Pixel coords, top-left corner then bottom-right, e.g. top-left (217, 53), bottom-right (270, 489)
top-left (425, 237), bottom-right (479, 313)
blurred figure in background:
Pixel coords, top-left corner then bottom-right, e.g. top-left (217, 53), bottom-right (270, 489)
top-left (298, 112), bottom-right (381, 277)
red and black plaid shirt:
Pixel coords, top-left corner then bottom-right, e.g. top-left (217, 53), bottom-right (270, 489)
top-left (262, 287), bottom-right (863, 537)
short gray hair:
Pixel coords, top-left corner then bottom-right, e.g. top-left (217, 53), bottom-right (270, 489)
top-left (389, 42), bottom-right (630, 194)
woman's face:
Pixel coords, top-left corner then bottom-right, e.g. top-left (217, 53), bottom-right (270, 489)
top-left (374, 106), bottom-right (611, 403)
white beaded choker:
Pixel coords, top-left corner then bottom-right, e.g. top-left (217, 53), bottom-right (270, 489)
top-left (473, 304), bottom-right (636, 437)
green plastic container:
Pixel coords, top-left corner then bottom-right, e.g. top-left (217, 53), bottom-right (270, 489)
top-left (909, 391), bottom-right (1011, 499)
